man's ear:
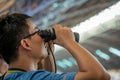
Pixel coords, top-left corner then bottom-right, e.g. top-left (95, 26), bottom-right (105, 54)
top-left (20, 39), bottom-right (31, 50)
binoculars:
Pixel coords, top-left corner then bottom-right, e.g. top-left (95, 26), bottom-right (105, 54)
top-left (39, 28), bottom-right (79, 42)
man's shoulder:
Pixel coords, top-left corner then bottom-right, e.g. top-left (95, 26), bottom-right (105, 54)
top-left (4, 70), bottom-right (76, 80)
top-left (4, 70), bottom-right (48, 80)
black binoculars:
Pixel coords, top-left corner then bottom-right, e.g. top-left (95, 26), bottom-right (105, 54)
top-left (39, 28), bottom-right (79, 42)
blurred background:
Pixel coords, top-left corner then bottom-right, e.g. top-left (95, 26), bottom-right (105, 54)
top-left (0, 0), bottom-right (120, 80)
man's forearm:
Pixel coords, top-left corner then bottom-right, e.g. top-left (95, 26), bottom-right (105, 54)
top-left (64, 40), bottom-right (110, 80)
top-left (42, 53), bottom-right (56, 72)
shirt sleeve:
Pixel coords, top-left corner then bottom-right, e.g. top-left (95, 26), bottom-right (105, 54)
top-left (4, 70), bottom-right (76, 80)
top-left (30, 70), bottom-right (76, 80)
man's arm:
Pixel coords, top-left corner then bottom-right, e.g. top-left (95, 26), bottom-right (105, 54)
top-left (65, 41), bottom-right (110, 80)
top-left (53, 24), bottom-right (110, 80)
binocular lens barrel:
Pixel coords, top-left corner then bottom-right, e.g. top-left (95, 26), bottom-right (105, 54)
top-left (39, 28), bottom-right (79, 42)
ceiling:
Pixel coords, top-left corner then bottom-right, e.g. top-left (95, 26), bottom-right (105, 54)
top-left (0, 0), bottom-right (120, 72)
top-left (0, 0), bottom-right (119, 28)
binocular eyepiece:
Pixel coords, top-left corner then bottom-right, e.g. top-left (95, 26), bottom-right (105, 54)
top-left (39, 28), bottom-right (79, 42)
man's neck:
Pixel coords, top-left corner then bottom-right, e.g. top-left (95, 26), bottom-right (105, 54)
top-left (9, 58), bottom-right (38, 72)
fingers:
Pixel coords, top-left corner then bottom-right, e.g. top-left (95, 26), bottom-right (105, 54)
top-left (53, 24), bottom-right (74, 46)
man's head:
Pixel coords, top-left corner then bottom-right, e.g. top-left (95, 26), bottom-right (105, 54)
top-left (0, 13), bottom-right (47, 64)
top-left (0, 13), bottom-right (31, 64)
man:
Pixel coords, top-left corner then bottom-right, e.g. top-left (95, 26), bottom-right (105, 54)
top-left (0, 13), bottom-right (110, 80)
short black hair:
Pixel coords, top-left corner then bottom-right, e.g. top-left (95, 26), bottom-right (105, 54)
top-left (0, 13), bottom-right (31, 64)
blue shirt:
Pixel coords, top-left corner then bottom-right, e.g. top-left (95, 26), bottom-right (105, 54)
top-left (4, 70), bottom-right (76, 80)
